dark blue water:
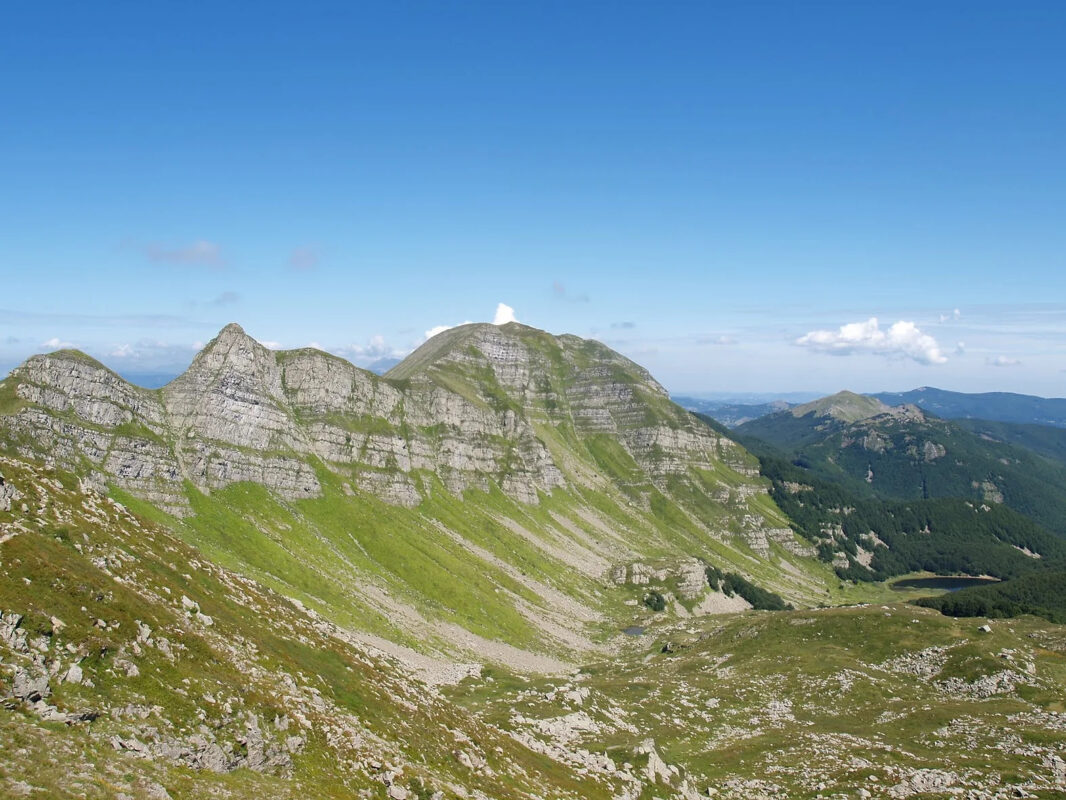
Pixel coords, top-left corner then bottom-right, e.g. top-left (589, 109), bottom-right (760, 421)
top-left (890, 576), bottom-right (1000, 592)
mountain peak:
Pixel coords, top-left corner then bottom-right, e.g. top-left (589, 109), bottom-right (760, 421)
top-left (218, 321), bottom-right (247, 337)
top-left (791, 390), bottom-right (889, 423)
top-left (206, 321), bottom-right (260, 350)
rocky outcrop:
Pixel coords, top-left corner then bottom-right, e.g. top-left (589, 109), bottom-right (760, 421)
top-left (0, 322), bottom-right (781, 545)
top-left (0, 472), bottom-right (21, 511)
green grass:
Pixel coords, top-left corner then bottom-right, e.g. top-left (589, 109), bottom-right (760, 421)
top-left (0, 378), bottom-right (26, 415)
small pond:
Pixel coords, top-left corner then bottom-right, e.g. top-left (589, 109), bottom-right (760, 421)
top-left (622, 626), bottom-right (645, 636)
top-left (890, 576), bottom-right (1001, 592)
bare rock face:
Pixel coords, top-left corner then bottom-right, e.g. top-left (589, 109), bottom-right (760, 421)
top-left (0, 472), bottom-right (22, 511)
top-left (2, 353), bottom-right (191, 514)
top-left (0, 322), bottom-right (774, 532)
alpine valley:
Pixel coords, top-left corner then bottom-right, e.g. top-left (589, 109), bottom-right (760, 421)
top-left (2, 322), bottom-right (1066, 800)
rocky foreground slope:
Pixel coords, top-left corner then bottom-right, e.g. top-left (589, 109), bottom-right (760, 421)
top-left (3, 456), bottom-right (1066, 799)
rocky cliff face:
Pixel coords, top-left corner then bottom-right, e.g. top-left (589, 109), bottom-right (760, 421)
top-left (0, 322), bottom-right (759, 518)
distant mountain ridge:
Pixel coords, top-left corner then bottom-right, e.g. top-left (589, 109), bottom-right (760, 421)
top-left (873, 386), bottom-right (1066, 428)
top-left (678, 387), bottom-right (1066, 430)
top-left (673, 397), bottom-right (795, 427)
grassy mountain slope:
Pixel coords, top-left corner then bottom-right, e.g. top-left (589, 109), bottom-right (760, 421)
top-left (0, 456), bottom-right (608, 800)
top-left (6, 457), bottom-right (1066, 798)
top-left (954, 417), bottom-right (1066, 468)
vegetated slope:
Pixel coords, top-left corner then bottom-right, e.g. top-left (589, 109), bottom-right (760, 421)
top-left (452, 603), bottom-right (1066, 798)
top-left (757, 454), bottom-right (1066, 582)
top-left (6, 452), bottom-right (1066, 799)
top-left (915, 569), bottom-right (1066, 624)
top-left (735, 391), bottom-right (1066, 536)
top-left (873, 386), bottom-right (1066, 428)
top-left (0, 323), bottom-right (840, 669)
top-left (953, 418), bottom-right (1066, 469)
top-left (0, 456), bottom-right (612, 800)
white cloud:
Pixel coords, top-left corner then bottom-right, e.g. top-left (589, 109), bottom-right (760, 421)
top-left (986, 355), bottom-right (1022, 367)
top-left (42, 337), bottom-right (74, 349)
top-left (493, 303), bottom-right (517, 325)
top-left (331, 335), bottom-right (414, 366)
top-left (697, 335), bottom-right (737, 346)
top-left (144, 239), bottom-right (223, 267)
top-left (939, 308), bottom-right (962, 323)
top-left (795, 317), bottom-right (947, 365)
top-left (256, 339), bottom-right (282, 350)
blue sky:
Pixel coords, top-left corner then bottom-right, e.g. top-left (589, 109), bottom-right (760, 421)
top-left (2, 1), bottom-right (1064, 396)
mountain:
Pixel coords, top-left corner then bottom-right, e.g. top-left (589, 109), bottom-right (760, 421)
top-left (4, 327), bottom-right (1066, 798)
top-left (0, 322), bottom-right (838, 669)
top-left (873, 386), bottom-right (1066, 428)
top-left (735, 391), bottom-right (1066, 536)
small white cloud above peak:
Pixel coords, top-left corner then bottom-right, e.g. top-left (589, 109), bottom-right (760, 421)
top-left (42, 337), bottom-right (75, 349)
top-left (256, 339), bottom-right (282, 350)
top-left (493, 303), bottom-right (517, 325)
top-left (795, 317), bottom-right (947, 365)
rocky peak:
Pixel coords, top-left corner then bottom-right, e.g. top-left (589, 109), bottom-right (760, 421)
top-left (0, 321), bottom-right (762, 517)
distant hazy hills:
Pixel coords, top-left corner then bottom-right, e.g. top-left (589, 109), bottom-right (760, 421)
top-left (678, 386), bottom-right (1066, 430)
top-left (674, 397), bottom-right (794, 427)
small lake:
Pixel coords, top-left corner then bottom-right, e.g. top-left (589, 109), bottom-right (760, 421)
top-left (890, 576), bottom-right (1001, 592)
top-left (622, 626), bottom-right (645, 636)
